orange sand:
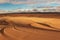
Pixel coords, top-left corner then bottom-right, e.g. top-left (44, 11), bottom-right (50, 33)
top-left (0, 14), bottom-right (60, 40)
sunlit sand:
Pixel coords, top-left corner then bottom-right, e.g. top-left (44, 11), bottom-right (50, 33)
top-left (0, 13), bottom-right (60, 40)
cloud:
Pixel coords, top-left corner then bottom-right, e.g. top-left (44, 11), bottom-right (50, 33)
top-left (0, 10), bottom-right (8, 13)
top-left (0, 0), bottom-right (60, 6)
top-left (0, 0), bottom-right (7, 3)
top-left (0, 0), bottom-right (60, 4)
top-left (0, 0), bottom-right (37, 4)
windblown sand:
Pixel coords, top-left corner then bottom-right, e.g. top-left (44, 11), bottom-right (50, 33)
top-left (0, 13), bottom-right (60, 40)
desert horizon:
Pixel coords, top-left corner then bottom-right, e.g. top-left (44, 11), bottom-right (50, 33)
top-left (0, 0), bottom-right (60, 40)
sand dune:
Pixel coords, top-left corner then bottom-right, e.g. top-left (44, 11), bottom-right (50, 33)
top-left (0, 14), bottom-right (60, 40)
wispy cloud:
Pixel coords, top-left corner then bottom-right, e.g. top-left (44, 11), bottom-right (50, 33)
top-left (0, 0), bottom-right (60, 4)
top-left (0, 0), bottom-right (37, 4)
top-left (0, 0), bottom-right (60, 11)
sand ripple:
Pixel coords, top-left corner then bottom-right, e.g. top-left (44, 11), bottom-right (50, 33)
top-left (0, 17), bottom-right (60, 40)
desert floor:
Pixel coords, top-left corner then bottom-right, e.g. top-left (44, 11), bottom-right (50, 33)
top-left (0, 13), bottom-right (60, 40)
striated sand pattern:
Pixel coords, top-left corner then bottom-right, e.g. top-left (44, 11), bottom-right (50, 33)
top-left (0, 13), bottom-right (60, 40)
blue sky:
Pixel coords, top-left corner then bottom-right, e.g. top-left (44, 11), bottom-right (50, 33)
top-left (0, 0), bottom-right (60, 10)
top-left (0, 3), bottom-right (29, 10)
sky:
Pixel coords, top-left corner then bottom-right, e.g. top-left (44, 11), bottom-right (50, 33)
top-left (0, 0), bottom-right (60, 10)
